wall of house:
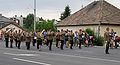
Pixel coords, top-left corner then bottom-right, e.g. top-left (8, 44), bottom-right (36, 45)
top-left (1, 24), bottom-right (23, 32)
top-left (57, 25), bottom-right (98, 33)
top-left (100, 25), bottom-right (120, 36)
top-left (57, 25), bottom-right (120, 36)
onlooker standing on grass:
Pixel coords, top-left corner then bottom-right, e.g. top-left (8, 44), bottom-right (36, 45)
top-left (104, 27), bottom-right (111, 54)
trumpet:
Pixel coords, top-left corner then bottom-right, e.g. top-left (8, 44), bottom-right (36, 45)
top-left (40, 29), bottom-right (45, 36)
top-left (6, 29), bottom-right (11, 33)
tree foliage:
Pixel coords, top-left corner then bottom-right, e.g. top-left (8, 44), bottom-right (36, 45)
top-left (36, 20), bottom-right (57, 31)
top-left (60, 5), bottom-right (71, 20)
top-left (85, 28), bottom-right (94, 36)
top-left (23, 14), bottom-right (34, 31)
top-left (23, 14), bottom-right (57, 32)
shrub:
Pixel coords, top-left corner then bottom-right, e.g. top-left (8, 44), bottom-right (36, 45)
top-left (85, 28), bottom-right (94, 36)
top-left (85, 28), bottom-right (104, 46)
top-left (93, 35), bottom-right (104, 46)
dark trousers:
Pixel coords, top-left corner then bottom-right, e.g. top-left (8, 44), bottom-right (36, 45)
top-left (26, 42), bottom-right (30, 50)
top-left (45, 39), bottom-right (49, 46)
top-left (115, 40), bottom-right (118, 49)
top-left (37, 39), bottom-right (42, 49)
top-left (17, 40), bottom-right (21, 49)
top-left (105, 41), bottom-right (110, 54)
top-left (60, 40), bottom-right (64, 50)
top-left (56, 39), bottom-right (60, 47)
top-left (79, 39), bottom-right (82, 49)
top-left (37, 42), bottom-right (39, 49)
top-left (48, 40), bottom-right (53, 51)
top-left (5, 38), bottom-right (9, 48)
top-left (33, 39), bottom-right (36, 46)
top-left (10, 40), bottom-right (13, 48)
top-left (70, 40), bottom-right (73, 49)
top-left (15, 39), bottom-right (17, 47)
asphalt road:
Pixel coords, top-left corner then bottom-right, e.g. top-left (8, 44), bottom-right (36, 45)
top-left (0, 40), bottom-right (120, 65)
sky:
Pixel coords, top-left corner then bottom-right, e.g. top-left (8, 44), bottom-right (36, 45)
top-left (0, 0), bottom-right (120, 20)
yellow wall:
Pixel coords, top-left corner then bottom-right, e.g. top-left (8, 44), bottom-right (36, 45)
top-left (57, 25), bottom-right (120, 36)
top-left (100, 25), bottom-right (120, 36)
top-left (1, 24), bottom-right (23, 32)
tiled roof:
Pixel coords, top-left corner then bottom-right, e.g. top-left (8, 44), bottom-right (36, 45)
top-left (0, 14), bottom-right (15, 28)
top-left (0, 15), bottom-right (15, 23)
top-left (57, 0), bottom-right (120, 26)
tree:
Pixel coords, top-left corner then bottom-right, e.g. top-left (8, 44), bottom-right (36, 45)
top-left (60, 5), bottom-right (71, 20)
top-left (23, 14), bottom-right (34, 31)
top-left (36, 20), bottom-right (57, 31)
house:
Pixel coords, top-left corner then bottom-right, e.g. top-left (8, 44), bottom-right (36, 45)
top-left (10, 15), bottom-right (24, 27)
top-left (57, 0), bottom-right (120, 36)
top-left (0, 14), bottom-right (26, 32)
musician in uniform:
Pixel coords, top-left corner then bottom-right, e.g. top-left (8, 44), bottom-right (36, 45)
top-left (9, 30), bottom-right (14, 48)
top-left (32, 32), bottom-right (37, 46)
top-left (40, 31), bottom-right (44, 46)
top-left (56, 30), bottom-right (60, 48)
top-left (69, 30), bottom-right (74, 49)
top-left (104, 27), bottom-right (111, 54)
top-left (4, 29), bottom-right (9, 48)
top-left (60, 29), bottom-right (65, 50)
top-left (65, 31), bottom-right (69, 48)
top-left (36, 31), bottom-right (42, 51)
top-left (17, 30), bottom-right (21, 49)
top-left (14, 31), bottom-right (18, 47)
top-left (47, 30), bottom-right (55, 51)
top-left (25, 33), bottom-right (31, 50)
top-left (78, 29), bottom-right (82, 49)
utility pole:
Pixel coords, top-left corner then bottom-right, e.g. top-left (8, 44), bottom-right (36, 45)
top-left (34, 0), bottom-right (36, 32)
top-left (98, 0), bottom-right (104, 37)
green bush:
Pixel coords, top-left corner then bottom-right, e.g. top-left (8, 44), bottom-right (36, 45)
top-left (85, 28), bottom-right (104, 46)
top-left (85, 28), bottom-right (94, 36)
top-left (93, 35), bottom-right (104, 46)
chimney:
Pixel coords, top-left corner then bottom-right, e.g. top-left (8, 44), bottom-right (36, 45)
top-left (0, 14), bottom-right (2, 16)
top-left (15, 15), bottom-right (17, 17)
top-left (20, 15), bottom-right (23, 17)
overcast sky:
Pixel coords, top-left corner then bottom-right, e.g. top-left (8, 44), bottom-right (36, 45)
top-left (0, 0), bottom-right (120, 20)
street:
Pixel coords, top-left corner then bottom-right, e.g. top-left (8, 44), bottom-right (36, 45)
top-left (0, 40), bottom-right (120, 65)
